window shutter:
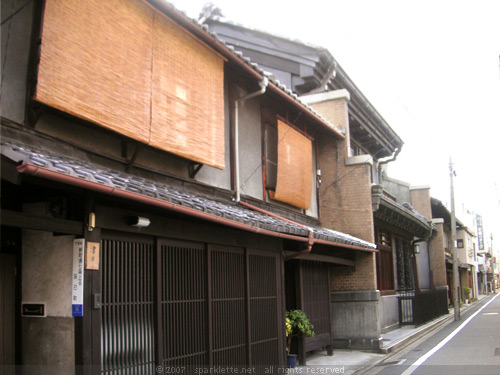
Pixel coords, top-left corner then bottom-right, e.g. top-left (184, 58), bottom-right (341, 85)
top-left (150, 15), bottom-right (225, 169)
top-left (36, 0), bottom-right (225, 169)
top-left (270, 120), bottom-right (312, 209)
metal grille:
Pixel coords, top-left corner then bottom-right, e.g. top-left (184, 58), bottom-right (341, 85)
top-left (398, 289), bottom-right (415, 326)
top-left (101, 239), bottom-right (156, 374)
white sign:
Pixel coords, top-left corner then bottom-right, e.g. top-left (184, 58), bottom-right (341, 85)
top-left (72, 239), bottom-right (85, 317)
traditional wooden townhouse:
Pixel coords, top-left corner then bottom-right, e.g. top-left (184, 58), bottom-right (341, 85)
top-left (204, 12), bottom-right (445, 351)
top-left (0, 0), bottom-right (379, 372)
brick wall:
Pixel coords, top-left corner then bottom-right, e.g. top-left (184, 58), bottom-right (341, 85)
top-left (429, 220), bottom-right (447, 287)
top-left (410, 187), bottom-right (432, 220)
top-left (317, 132), bottom-right (375, 243)
top-left (312, 95), bottom-right (377, 292)
top-left (330, 252), bottom-right (377, 291)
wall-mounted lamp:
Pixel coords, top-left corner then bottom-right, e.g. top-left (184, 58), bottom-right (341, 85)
top-left (88, 212), bottom-right (96, 232)
top-left (129, 216), bottom-right (151, 228)
top-left (316, 169), bottom-right (322, 188)
top-left (414, 243), bottom-right (421, 254)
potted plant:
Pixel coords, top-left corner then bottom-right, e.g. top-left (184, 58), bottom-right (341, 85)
top-left (286, 309), bottom-right (315, 368)
top-left (463, 287), bottom-right (471, 303)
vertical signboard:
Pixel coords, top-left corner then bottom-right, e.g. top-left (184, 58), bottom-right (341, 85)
top-left (476, 214), bottom-right (484, 250)
top-left (72, 239), bottom-right (85, 317)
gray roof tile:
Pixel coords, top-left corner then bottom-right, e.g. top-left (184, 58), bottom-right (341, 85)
top-left (2, 140), bottom-right (375, 250)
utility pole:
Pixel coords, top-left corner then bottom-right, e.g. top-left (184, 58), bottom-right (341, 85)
top-left (492, 233), bottom-right (496, 293)
top-left (450, 157), bottom-right (460, 320)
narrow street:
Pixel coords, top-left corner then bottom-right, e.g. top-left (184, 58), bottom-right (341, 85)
top-left (366, 294), bottom-right (500, 375)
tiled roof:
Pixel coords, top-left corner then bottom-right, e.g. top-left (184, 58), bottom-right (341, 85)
top-left (2, 140), bottom-right (375, 250)
top-left (379, 194), bottom-right (433, 230)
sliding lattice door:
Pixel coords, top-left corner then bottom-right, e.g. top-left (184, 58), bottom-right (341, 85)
top-left (101, 236), bottom-right (283, 372)
top-left (101, 238), bottom-right (156, 374)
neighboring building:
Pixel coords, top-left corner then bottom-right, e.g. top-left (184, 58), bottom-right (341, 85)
top-left (205, 13), bottom-right (446, 352)
top-left (429, 197), bottom-right (478, 305)
top-left (1, 0), bottom-right (378, 370)
top-left (456, 226), bottom-right (478, 301)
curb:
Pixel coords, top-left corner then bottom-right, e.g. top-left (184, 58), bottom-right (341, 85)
top-left (379, 313), bottom-right (451, 354)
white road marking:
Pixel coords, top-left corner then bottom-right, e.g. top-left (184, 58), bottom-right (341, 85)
top-left (401, 294), bottom-right (500, 375)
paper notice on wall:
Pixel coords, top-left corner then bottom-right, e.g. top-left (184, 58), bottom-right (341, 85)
top-left (72, 239), bottom-right (85, 317)
top-left (86, 241), bottom-right (100, 270)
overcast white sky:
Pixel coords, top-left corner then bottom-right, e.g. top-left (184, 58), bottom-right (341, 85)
top-left (170, 0), bottom-right (500, 245)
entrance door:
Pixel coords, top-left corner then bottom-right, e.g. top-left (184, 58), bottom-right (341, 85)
top-left (100, 235), bottom-right (283, 372)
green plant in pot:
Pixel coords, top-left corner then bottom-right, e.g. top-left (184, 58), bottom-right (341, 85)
top-left (463, 286), bottom-right (471, 302)
top-left (286, 309), bottom-right (315, 367)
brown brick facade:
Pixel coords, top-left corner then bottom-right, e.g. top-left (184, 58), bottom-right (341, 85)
top-left (429, 221), bottom-right (447, 287)
top-left (313, 96), bottom-right (377, 292)
top-left (410, 187), bottom-right (432, 220)
top-left (329, 252), bottom-right (377, 291)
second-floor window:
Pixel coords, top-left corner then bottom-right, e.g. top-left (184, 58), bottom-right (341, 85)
top-left (264, 118), bottom-right (313, 210)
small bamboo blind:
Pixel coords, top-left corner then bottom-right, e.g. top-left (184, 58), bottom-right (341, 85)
top-left (36, 0), bottom-right (225, 169)
top-left (270, 120), bottom-right (312, 209)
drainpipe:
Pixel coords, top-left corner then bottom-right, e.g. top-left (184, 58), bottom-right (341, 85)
top-left (234, 77), bottom-right (268, 203)
top-left (377, 147), bottom-right (401, 183)
top-left (238, 200), bottom-right (314, 260)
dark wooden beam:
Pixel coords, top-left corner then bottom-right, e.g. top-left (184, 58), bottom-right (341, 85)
top-left (1, 209), bottom-right (84, 235)
top-left (283, 251), bottom-right (355, 266)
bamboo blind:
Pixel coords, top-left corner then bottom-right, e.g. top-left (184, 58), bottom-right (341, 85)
top-left (271, 120), bottom-right (312, 209)
top-left (151, 14), bottom-right (225, 169)
top-left (36, 0), bottom-right (225, 169)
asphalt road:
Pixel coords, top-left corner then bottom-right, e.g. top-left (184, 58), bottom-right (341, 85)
top-left (369, 294), bottom-right (500, 375)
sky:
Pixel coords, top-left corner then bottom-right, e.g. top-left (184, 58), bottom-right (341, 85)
top-left (169, 0), bottom-right (500, 247)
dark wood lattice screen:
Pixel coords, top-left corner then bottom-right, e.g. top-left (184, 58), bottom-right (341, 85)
top-left (101, 237), bottom-right (282, 372)
top-left (301, 261), bottom-right (332, 352)
top-left (210, 246), bottom-right (247, 364)
top-left (249, 253), bottom-right (280, 365)
top-left (161, 240), bottom-right (208, 365)
top-left (101, 238), bottom-right (156, 374)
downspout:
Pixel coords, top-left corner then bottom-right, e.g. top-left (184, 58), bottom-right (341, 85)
top-left (238, 200), bottom-right (314, 260)
top-left (377, 147), bottom-right (401, 183)
top-left (234, 77), bottom-right (268, 203)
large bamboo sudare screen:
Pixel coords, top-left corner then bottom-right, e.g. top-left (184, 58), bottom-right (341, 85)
top-left (271, 120), bottom-right (313, 210)
top-left (150, 14), bottom-right (225, 169)
top-left (36, 0), bottom-right (225, 169)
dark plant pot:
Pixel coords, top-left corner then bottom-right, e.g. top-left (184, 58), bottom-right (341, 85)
top-left (287, 354), bottom-right (297, 368)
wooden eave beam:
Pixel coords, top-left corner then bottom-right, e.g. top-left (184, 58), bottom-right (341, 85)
top-left (283, 251), bottom-right (355, 266)
top-left (1, 209), bottom-right (84, 235)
